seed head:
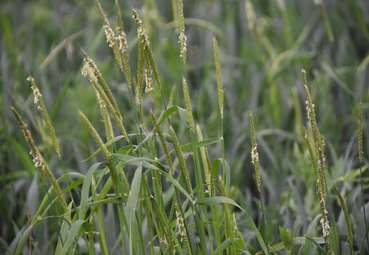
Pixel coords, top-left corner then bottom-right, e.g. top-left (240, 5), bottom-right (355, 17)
top-left (302, 69), bottom-right (332, 252)
top-left (175, 207), bottom-right (186, 243)
top-left (95, 89), bottom-right (107, 109)
top-left (116, 29), bottom-right (128, 54)
top-left (81, 57), bottom-right (99, 83)
top-left (178, 31), bottom-right (187, 62)
top-left (132, 10), bottom-right (150, 49)
top-left (320, 214), bottom-right (330, 239)
top-left (251, 146), bottom-right (259, 166)
top-left (249, 111), bottom-right (262, 192)
top-left (144, 68), bottom-right (153, 95)
top-left (103, 24), bottom-right (115, 48)
top-left (358, 102), bottom-right (364, 163)
top-left (30, 150), bottom-right (43, 168)
top-left (28, 77), bottom-right (42, 111)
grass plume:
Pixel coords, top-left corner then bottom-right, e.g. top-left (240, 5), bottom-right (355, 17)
top-left (172, 0), bottom-right (187, 64)
top-left (11, 106), bottom-right (67, 209)
top-left (81, 53), bottom-right (129, 141)
top-left (357, 101), bottom-right (369, 250)
top-left (27, 76), bottom-right (61, 158)
top-left (248, 111), bottom-right (262, 193)
top-left (302, 69), bottom-right (332, 254)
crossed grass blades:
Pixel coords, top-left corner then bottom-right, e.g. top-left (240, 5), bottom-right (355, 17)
top-left (9, 0), bottom-right (369, 254)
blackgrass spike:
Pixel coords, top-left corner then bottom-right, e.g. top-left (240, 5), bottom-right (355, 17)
top-left (302, 69), bottom-right (332, 253)
top-left (11, 106), bottom-right (67, 209)
top-left (27, 76), bottom-right (61, 158)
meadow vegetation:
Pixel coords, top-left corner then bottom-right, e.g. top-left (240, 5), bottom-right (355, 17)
top-left (1, 0), bottom-right (369, 254)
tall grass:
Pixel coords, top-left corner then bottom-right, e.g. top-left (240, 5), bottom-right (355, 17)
top-left (3, 0), bottom-right (369, 254)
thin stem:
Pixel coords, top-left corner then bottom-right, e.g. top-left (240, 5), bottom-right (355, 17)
top-left (359, 164), bottom-right (369, 250)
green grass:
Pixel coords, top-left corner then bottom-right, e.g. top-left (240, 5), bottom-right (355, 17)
top-left (1, 0), bottom-right (369, 254)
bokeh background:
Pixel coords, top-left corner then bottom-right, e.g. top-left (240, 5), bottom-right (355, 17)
top-left (1, 0), bottom-right (369, 253)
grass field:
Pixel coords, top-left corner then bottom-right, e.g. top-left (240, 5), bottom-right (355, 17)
top-left (1, 0), bottom-right (369, 254)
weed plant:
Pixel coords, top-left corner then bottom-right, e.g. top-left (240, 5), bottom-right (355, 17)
top-left (2, 0), bottom-right (369, 254)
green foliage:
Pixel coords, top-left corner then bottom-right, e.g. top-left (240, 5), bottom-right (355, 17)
top-left (2, 0), bottom-right (369, 254)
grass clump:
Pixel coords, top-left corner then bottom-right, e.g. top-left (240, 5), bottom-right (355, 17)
top-left (3, 0), bottom-right (369, 254)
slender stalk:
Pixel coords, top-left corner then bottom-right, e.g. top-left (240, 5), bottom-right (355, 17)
top-left (357, 102), bottom-right (369, 250)
top-left (302, 69), bottom-right (332, 254)
top-left (11, 106), bottom-right (67, 210)
top-left (79, 111), bottom-right (128, 251)
top-left (152, 114), bottom-right (194, 253)
top-left (27, 77), bottom-right (61, 158)
top-left (81, 52), bottom-right (130, 142)
top-left (248, 111), bottom-right (269, 254)
top-left (96, 204), bottom-right (110, 255)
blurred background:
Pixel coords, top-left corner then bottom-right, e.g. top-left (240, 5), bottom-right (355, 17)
top-left (1, 0), bottom-right (369, 252)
